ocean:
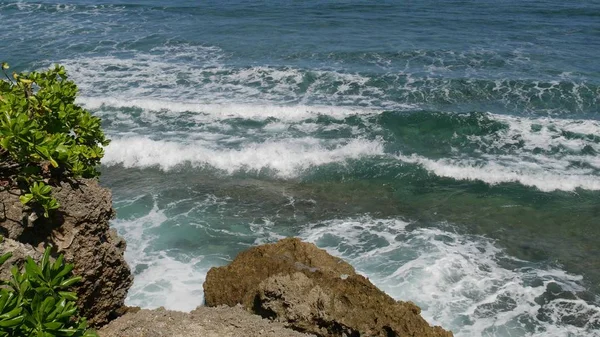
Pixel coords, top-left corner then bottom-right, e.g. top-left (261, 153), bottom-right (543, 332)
top-left (1, 0), bottom-right (599, 335)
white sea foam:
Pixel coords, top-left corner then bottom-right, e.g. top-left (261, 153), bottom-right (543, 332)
top-left (125, 249), bottom-right (208, 311)
top-left (103, 136), bottom-right (384, 177)
top-left (80, 97), bottom-right (380, 123)
top-left (112, 198), bottom-right (208, 311)
top-left (484, 113), bottom-right (600, 154)
top-left (396, 153), bottom-right (600, 192)
top-left (390, 113), bottom-right (600, 192)
top-left (59, 49), bottom-right (406, 109)
top-left (298, 217), bottom-right (600, 336)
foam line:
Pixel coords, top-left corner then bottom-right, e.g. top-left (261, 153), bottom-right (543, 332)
top-left (103, 136), bottom-right (384, 177)
top-left (396, 153), bottom-right (600, 192)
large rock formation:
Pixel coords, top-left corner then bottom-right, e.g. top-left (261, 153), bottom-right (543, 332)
top-left (204, 237), bottom-right (355, 307)
top-left (100, 305), bottom-right (315, 337)
top-left (0, 179), bottom-right (133, 326)
top-left (204, 238), bottom-right (453, 337)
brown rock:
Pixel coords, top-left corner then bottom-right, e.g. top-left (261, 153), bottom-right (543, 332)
top-left (257, 272), bottom-right (451, 337)
top-left (99, 305), bottom-right (315, 337)
top-left (204, 237), bottom-right (355, 307)
top-left (0, 179), bottom-right (133, 326)
top-left (0, 186), bottom-right (27, 239)
top-left (0, 238), bottom-right (42, 281)
top-left (204, 238), bottom-right (453, 337)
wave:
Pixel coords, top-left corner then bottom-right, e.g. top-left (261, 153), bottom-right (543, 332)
top-left (62, 52), bottom-right (400, 109)
top-left (59, 48), bottom-right (600, 114)
top-left (396, 153), bottom-right (600, 192)
top-left (102, 136), bottom-right (385, 178)
top-left (384, 112), bottom-right (600, 192)
top-left (80, 97), bottom-right (381, 123)
top-left (0, 2), bottom-right (142, 12)
top-left (488, 114), bottom-right (600, 154)
top-left (98, 108), bottom-right (600, 192)
top-left (381, 111), bottom-right (600, 158)
top-left (297, 217), bottom-right (600, 336)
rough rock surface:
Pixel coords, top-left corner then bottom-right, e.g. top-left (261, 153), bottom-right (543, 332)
top-left (99, 305), bottom-right (315, 337)
top-left (0, 179), bottom-right (133, 326)
top-left (0, 238), bottom-right (41, 281)
top-left (204, 237), bottom-right (355, 307)
top-left (204, 238), bottom-right (452, 337)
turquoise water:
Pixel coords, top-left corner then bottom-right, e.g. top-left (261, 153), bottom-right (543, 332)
top-left (2, 1), bottom-right (600, 335)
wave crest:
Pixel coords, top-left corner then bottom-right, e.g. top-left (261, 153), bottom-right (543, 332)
top-left (103, 136), bottom-right (385, 177)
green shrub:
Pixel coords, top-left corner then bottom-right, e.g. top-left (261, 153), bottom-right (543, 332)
top-left (0, 245), bottom-right (97, 337)
top-left (0, 62), bottom-right (109, 217)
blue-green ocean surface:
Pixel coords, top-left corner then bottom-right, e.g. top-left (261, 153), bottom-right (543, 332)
top-left (2, 1), bottom-right (600, 335)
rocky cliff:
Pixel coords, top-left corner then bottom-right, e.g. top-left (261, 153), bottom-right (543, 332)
top-left (0, 178), bottom-right (133, 326)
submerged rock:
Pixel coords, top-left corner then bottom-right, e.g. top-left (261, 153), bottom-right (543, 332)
top-left (0, 179), bottom-right (133, 326)
top-left (204, 237), bottom-right (453, 337)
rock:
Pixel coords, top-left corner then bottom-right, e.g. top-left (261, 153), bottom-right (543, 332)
top-left (99, 305), bottom-right (315, 337)
top-left (257, 272), bottom-right (451, 337)
top-left (204, 238), bottom-right (453, 337)
top-left (0, 179), bottom-right (133, 326)
top-left (0, 238), bottom-right (41, 281)
top-left (204, 237), bottom-right (355, 307)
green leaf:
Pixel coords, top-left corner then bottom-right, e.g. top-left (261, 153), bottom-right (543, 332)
top-left (58, 277), bottom-right (80, 289)
top-left (19, 194), bottom-right (34, 205)
top-left (55, 307), bottom-right (76, 320)
top-left (39, 184), bottom-right (52, 195)
top-left (57, 292), bottom-right (77, 301)
top-left (83, 330), bottom-right (99, 337)
top-left (56, 328), bottom-right (78, 335)
top-left (43, 321), bottom-right (62, 330)
top-left (40, 296), bottom-right (55, 316)
top-left (53, 264), bottom-right (73, 283)
top-left (0, 314), bottom-right (24, 327)
top-left (40, 247), bottom-right (51, 275)
top-left (0, 290), bottom-right (11, 310)
top-left (25, 257), bottom-right (44, 279)
top-left (33, 286), bottom-right (51, 294)
top-left (0, 307), bottom-right (22, 320)
top-left (51, 255), bottom-right (64, 273)
top-left (0, 253), bottom-right (12, 267)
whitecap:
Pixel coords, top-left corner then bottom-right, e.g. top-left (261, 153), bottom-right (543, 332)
top-left (103, 136), bottom-right (385, 178)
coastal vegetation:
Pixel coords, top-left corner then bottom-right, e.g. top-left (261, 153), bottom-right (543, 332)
top-left (0, 63), bottom-right (109, 217)
top-left (0, 244), bottom-right (96, 337)
top-left (0, 63), bottom-right (104, 336)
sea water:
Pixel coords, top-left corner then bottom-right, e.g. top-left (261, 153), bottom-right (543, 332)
top-left (1, 1), bottom-right (599, 335)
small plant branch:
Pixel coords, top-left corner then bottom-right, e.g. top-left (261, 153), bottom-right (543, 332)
top-left (0, 67), bottom-right (14, 84)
